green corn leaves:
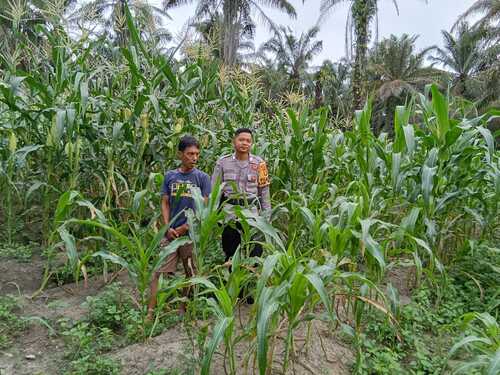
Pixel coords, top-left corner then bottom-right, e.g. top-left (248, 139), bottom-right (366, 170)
top-left (421, 164), bottom-right (436, 211)
top-left (256, 285), bottom-right (285, 375)
top-left (201, 317), bottom-right (233, 375)
top-left (1, 16), bottom-right (498, 375)
top-left (447, 312), bottom-right (500, 374)
top-left (431, 84), bottom-right (450, 143)
top-left (358, 219), bottom-right (386, 275)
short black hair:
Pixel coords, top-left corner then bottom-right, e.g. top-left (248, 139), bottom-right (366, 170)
top-left (178, 135), bottom-right (200, 152)
top-left (234, 128), bottom-right (253, 137)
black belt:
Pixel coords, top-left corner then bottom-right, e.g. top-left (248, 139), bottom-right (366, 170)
top-left (223, 197), bottom-right (258, 206)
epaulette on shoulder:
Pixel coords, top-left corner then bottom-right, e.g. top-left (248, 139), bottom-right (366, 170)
top-left (218, 154), bottom-right (232, 161)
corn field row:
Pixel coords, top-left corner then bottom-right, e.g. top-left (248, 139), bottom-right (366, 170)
top-left (1, 11), bottom-right (499, 375)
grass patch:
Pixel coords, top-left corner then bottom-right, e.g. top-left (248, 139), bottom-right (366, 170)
top-left (355, 242), bottom-right (500, 374)
top-left (0, 295), bottom-right (27, 348)
top-left (0, 242), bottom-right (35, 262)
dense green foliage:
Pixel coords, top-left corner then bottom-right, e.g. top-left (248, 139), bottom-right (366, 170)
top-left (0, 1), bottom-right (499, 374)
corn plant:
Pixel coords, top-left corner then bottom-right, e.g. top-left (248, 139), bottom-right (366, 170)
top-left (190, 249), bottom-right (250, 375)
top-left (446, 312), bottom-right (500, 375)
top-left (32, 190), bottom-right (104, 296)
top-left (0, 136), bottom-right (41, 244)
top-left (1, 9), bottom-right (499, 374)
top-left (64, 217), bottom-right (189, 327)
top-left (185, 181), bottom-right (226, 275)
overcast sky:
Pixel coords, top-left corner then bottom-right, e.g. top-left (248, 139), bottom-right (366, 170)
top-left (156, 0), bottom-right (477, 66)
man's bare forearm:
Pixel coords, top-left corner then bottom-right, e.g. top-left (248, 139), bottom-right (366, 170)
top-left (161, 196), bottom-right (170, 226)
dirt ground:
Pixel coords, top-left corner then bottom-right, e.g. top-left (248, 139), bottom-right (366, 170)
top-left (384, 261), bottom-right (416, 305)
top-left (0, 257), bottom-right (45, 296)
top-left (0, 256), bottom-right (419, 375)
top-left (108, 310), bottom-right (353, 375)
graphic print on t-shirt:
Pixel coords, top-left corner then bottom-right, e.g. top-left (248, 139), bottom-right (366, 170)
top-left (171, 180), bottom-right (196, 201)
top-left (161, 168), bottom-right (211, 228)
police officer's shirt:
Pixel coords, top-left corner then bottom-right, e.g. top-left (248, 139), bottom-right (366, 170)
top-left (211, 153), bottom-right (271, 212)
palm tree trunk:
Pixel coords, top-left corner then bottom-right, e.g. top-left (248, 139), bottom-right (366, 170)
top-left (352, 0), bottom-right (371, 110)
top-left (222, 0), bottom-right (240, 66)
top-left (314, 79), bottom-right (323, 109)
top-left (455, 73), bottom-right (468, 97)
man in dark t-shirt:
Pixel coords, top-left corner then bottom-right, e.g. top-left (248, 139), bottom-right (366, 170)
top-left (147, 136), bottom-right (211, 319)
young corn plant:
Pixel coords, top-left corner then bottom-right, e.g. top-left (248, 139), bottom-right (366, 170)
top-left (190, 249), bottom-right (251, 375)
top-left (33, 190), bottom-right (104, 296)
top-left (0, 135), bottom-right (42, 244)
top-left (185, 181), bottom-right (226, 276)
top-left (68, 217), bottom-right (190, 330)
top-left (248, 245), bottom-right (342, 375)
top-left (446, 312), bottom-right (500, 375)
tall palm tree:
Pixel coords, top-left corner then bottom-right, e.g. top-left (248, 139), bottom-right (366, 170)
top-left (455, 0), bottom-right (500, 33)
top-left (313, 59), bottom-right (351, 116)
top-left (191, 10), bottom-right (255, 63)
top-left (320, 0), bottom-right (397, 109)
top-left (164, 0), bottom-right (297, 66)
top-left (68, 0), bottom-right (172, 47)
top-left (368, 34), bottom-right (435, 133)
top-left (452, 1), bottom-right (500, 110)
top-left (0, 0), bottom-right (76, 70)
top-left (258, 25), bottom-right (323, 89)
top-left (368, 34), bottom-right (434, 100)
top-left (430, 22), bottom-right (487, 98)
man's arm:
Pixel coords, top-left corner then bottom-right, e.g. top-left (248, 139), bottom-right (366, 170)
top-left (202, 173), bottom-right (212, 204)
top-left (161, 195), bottom-right (170, 225)
top-left (257, 161), bottom-right (271, 218)
top-left (258, 185), bottom-right (271, 212)
top-left (161, 195), bottom-right (179, 239)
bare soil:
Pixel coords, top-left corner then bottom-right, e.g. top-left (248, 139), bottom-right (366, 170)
top-left (0, 257), bottom-right (355, 375)
top-left (0, 257), bottom-right (45, 296)
top-left (384, 262), bottom-right (416, 305)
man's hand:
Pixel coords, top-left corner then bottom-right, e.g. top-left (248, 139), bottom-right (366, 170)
top-left (167, 227), bottom-right (179, 240)
top-left (175, 223), bottom-right (189, 237)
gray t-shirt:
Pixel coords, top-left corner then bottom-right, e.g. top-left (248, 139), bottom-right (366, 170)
top-left (161, 168), bottom-right (211, 228)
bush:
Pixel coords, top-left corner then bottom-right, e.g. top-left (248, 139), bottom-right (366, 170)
top-left (85, 283), bottom-right (132, 331)
top-left (0, 295), bottom-right (26, 342)
top-left (0, 242), bottom-right (34, 262)
top-left (64, 355), bottom-right (121, 375)
top-left (60, 320), bottom-right (116, 360)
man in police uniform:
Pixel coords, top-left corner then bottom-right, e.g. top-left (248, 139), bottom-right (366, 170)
top-left (211, 127), bottom-right (271, 262)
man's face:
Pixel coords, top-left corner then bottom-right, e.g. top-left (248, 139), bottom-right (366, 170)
top-left (178, 145), bottom-right (200, 169)
top-left (233, 132), bottom-right (252, 154)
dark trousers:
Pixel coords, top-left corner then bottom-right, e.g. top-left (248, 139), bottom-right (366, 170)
top-left (222, 222), bottom-right (263, 261)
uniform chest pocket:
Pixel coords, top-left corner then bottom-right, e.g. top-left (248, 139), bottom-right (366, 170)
top-left (247, 174), bottom-right (258, 193)
top-left (247, 174), bottom-right (258, 184)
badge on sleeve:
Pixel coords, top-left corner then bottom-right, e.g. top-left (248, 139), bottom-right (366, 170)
top-left (257, 162), bottom-right (270, 187)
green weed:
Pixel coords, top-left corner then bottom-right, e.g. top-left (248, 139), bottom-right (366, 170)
top-left (0, 295), bottom-right (27, 347)
top-left (84, 283), bottom-right (131, 331)
top-left (63, 355), bottom-right (121, 375)
top-left (0, 242), bottom-right (34, 262)
top-left (60, 320), bottom-right (116, 360)
top-left (355, 264), bottom-right (498, 374)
